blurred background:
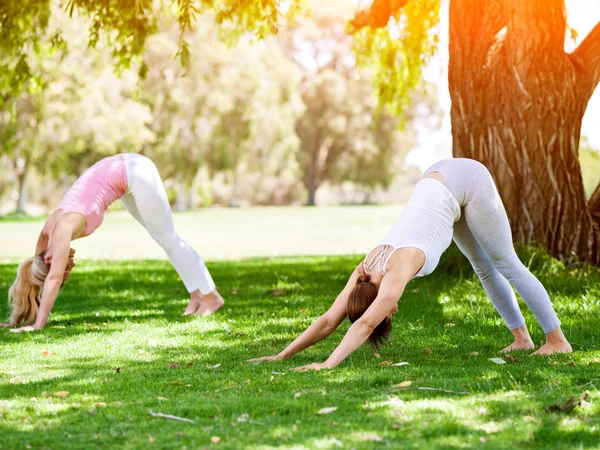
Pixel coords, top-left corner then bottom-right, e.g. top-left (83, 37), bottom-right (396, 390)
top-left (1, 0), bottom-right (599, 261)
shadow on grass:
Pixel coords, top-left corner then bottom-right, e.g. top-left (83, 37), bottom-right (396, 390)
top-left (0, 246), bottom-right (598, 448)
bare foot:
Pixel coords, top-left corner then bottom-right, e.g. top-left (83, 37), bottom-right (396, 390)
top-left (532, 341), bottom-right (573, 355)
top-left (183, 295), bottom-right (202, 316)
top-left (502, 325), bottom-right (534, 353)
top-left (532, 327), bottom-right (572, 355)
top-left (193, 291), bottom-right (225, 316)
top-left (500, 339), bottom-right (535, 353)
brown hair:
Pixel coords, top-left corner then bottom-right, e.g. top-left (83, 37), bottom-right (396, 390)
top-left (8, 253), bottom-right (50, 325)
top-left (347, 273), bottom-right (392, 351)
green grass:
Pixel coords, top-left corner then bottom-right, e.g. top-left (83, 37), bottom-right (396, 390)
top-left (1, 245), bottom-right (599, 449)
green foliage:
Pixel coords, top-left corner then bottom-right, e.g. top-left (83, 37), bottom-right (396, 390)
top-left (0, 0), bottom-right (305, 101)
top-left (352, 0), bottom-right (440, 117)
top-left (1, 246), bottom-right (599, 448)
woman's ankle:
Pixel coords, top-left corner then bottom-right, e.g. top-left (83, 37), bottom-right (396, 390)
top-left (510, 324), bottom-right (532, 343)
top-left (545, 327), bottom-right (568, 344)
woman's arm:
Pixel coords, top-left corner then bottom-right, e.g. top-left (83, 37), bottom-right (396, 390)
top-left (292, 267), bottom-right (411, 371)
top-left (35, 228), bottom-right (50, 256)
top-left (11, 226), bottom-right (72, 332)
top-left (247, 267), bottom-right (361, 362)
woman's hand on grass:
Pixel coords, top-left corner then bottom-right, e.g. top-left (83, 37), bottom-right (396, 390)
top-left (247, 354), bottom-right (285, 363)
top-left (10, 326), bottom-right (39, 333)
top-left (290, 362), bottom-right (332, 372)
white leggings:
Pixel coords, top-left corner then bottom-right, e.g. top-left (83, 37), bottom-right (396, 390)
top-left (120, 154), bottom-right (215, 295)
top-left (425, 158), bottom-right (561, 334)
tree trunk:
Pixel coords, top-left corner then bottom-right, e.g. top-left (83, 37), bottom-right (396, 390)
top-left (174, 182), bottom-right (188, 212)
top-left (449, 0), bottom-right (600, 264)
top-left (15, 159), bottom-right (29, 214)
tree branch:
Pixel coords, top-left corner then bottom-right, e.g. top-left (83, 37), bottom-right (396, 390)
top-left (589, 181), bottom-right (600, 225)
top-left (573, 20), bottom-right (600, 103)
top-left (349, 0), bottom-right (409, 32)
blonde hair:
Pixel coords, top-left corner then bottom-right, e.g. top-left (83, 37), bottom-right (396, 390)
top-left (8, 254), bottom-right (50, 325)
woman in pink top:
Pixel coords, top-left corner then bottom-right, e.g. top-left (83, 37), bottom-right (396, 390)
top-left (2, 153), bottom-right (224, 332)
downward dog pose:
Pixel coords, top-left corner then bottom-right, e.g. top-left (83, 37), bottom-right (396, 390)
top-left (249, 158), bottom-right (572, 370)
top-left (2, 153), bottom-right (223, 331)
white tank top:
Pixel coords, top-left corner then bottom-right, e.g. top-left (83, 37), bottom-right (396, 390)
top-left (364, 179), bottom-right (461, 278)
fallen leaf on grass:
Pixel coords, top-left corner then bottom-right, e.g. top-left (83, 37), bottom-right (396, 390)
top-left (53, 391), bottom-right (69, 398)
top-left (425, 346), bottom-right (432, 354)
top-left (90, 325), bottom-right (100, 330)
top-left (294, 392), bottom-right (302, 398)
top-left (374, 353), bottom-right (381, 359)
top-left (391, 362), bottom-right (410, 367)
top-left (393, 381), bottom-right (412, 388)
top-left (378, 361), bottom-right (391, 366)
top-left (116, 368), bottom-right (121, 374)
top-left (272, 289), bottom-right (284, 296)
top-left (292, 424), bottom-right (298, 431)
top-left (42, 351), bottom-right (55, 356)
top-left (237, 413), bottom-right (249, 423)
top-left (168, 364), bottom-right (180, 368)
top-left (209, 363), bottom-right (222, 370)
top-left (489, 358), bottom-right (506, 365)
top-left (470, 352), bottom-right (479, 357)
top-left (94, 402), bottom-right (107, 407)
top-left (317, 407), bottom-right (337, 415)
top-left (359, 434), bottom-right (383, 442)
top-left (211, 436), bottom-right (221, 444)
top-left (185, 361), bottom-right (194, 368)
top-left (546, 391), bottom-right (590, 413)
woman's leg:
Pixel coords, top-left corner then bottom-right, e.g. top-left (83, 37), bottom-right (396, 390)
top-left (121, 155), bottom-right (223, 315)
top-left (453, 217), bottom-right (534, 351)
top-left (461, 168), bottom-right (571, 354)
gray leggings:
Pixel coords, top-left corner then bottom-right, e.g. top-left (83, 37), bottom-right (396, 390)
top-left (425, 158), bottom-right (561, 334)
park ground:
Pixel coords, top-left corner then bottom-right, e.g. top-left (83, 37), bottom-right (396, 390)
top-left (0, 206), bottom-right (599, 449)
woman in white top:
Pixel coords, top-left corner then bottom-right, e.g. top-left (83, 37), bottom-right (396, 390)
top-left (249, 158), bottom-right (572, 371)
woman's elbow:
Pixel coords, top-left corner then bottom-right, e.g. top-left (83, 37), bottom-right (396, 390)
top-left (355, 318), bottom-right (377, 334)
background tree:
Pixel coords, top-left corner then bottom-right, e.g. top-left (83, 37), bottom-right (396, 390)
top-left (352, 0), bottom-right (600, 264)
top-left (287, 2), bottom-right (417, 205)
top-left (0, 6), bottom-right (153, 213)
top-left (141, 12), bottom-right (303, 209)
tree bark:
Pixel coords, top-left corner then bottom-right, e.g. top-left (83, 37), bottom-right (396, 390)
top-left (449, 0), bottom-right (600, 264)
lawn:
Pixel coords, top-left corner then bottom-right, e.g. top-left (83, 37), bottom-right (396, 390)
top-left (0, 206), bottom-right (403, 262)
top-left (1, 241), bottom-right (599, 449)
